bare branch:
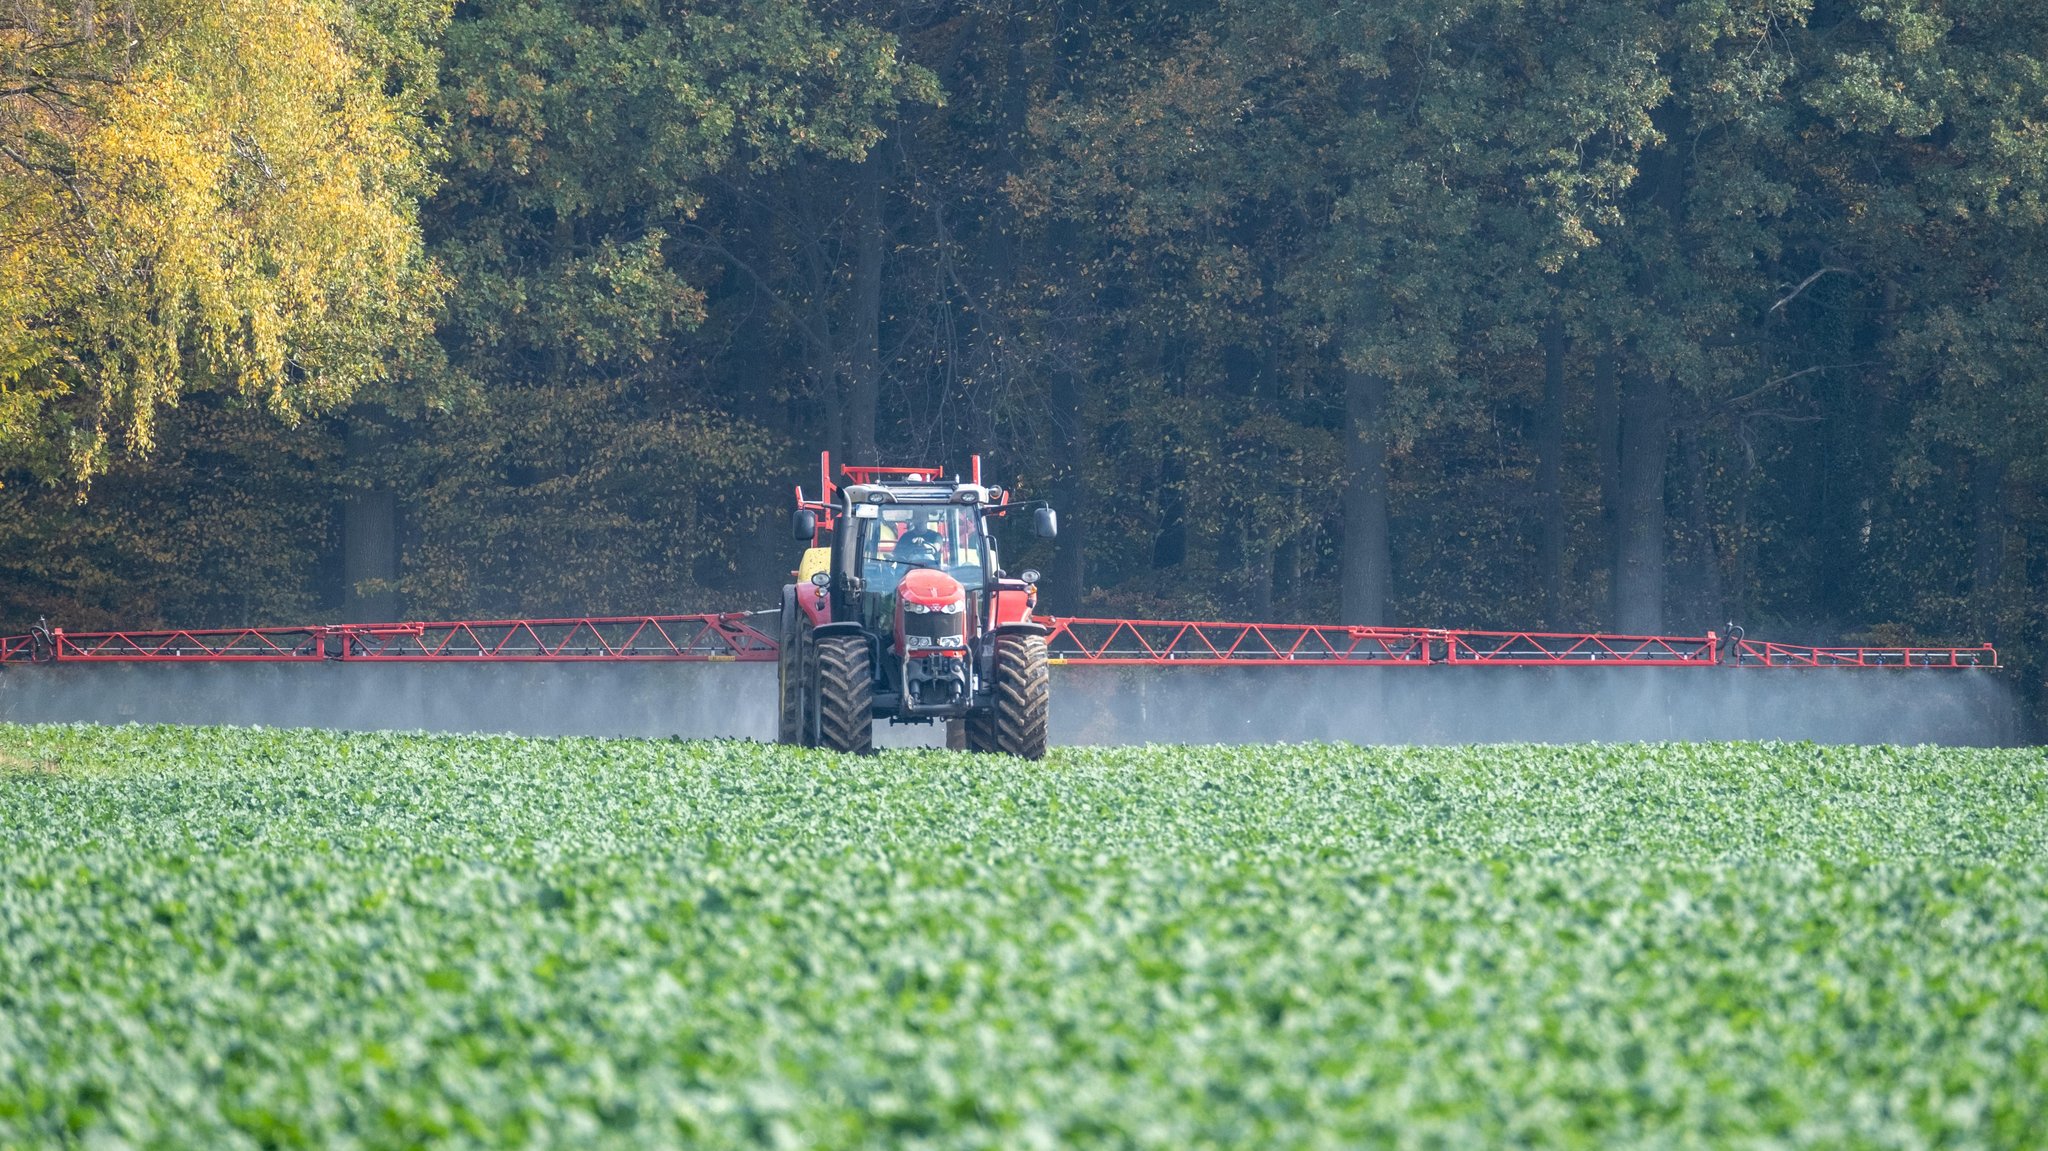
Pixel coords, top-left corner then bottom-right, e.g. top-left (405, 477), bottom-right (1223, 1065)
top-left (1769, 266), bottom-right (1849, 314)
top-left (674, 225), bottom-right (828, 354)
top-left (1726, 361), bottom-right (1876, 407)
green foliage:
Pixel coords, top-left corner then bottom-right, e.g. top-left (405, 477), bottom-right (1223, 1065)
top-left (6, 0), bottom-right (2048, 721)
top-left (0, 394), bottom-right (342, 627)
top-left (1, 726), bottom-right (2045, 1147)
top-left (0, 0), bottom-right (450, 482)
top-left (392, 0), bottom-right (937, 615)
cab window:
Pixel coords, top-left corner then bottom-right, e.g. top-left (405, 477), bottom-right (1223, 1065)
top-left (861, 506), bottom-right (985, 588)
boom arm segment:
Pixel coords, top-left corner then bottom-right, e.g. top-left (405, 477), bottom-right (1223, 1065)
top-left (0, 614), bottom-right (779, 664)
top-left (0, 616), bottom-right (1995, 668)
top-left (1730, 639), bottom-right (1998, 668)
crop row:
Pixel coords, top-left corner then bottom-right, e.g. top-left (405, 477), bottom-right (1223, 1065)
top-left (1, 725), bottom-right (2044, 1148)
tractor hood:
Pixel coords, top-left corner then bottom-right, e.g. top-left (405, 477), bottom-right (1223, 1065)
top-left (898, 568), bottom-right (966, 610)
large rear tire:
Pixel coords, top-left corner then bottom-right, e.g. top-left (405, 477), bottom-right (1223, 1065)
top-left (796, 623), bottom-right (821, 747)
top-left (776, 602), bottom-right (802, 745)
top-left (971, 634), bottom-right (1049, 759)
top-left (814, 635), bottom-right (874, 754)
top-left (964, 712), bottom-right (996, 754)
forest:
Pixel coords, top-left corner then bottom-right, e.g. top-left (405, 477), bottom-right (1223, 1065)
top-left (3, 0), bottom-right (2045, 722)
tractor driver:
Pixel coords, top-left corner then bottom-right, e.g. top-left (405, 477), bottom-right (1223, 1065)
top-left (899, 508), bottom-right (987, 588)
top-left (893, 524), bottom-right (947, 568)
top-left (870, 507), bottom-right (951, 582)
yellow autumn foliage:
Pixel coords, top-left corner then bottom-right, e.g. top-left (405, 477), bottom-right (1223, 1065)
top-left (0, 0), bottom-right (444, 481)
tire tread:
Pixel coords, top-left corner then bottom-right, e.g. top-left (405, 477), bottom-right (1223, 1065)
top-left (986, 634), bottom-right (1049, 759)
top-left (776, 606), bottom-right (802, 745)
top-left (815, 635), bottom-right (874, 754)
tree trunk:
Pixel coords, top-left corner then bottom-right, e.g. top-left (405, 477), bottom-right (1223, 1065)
top-left (988, 0), bottom-right (1029, 286)
top-left (1047, 366), bottom-right (1088, 613)
top-left (1340, 365), bottom-right (1391, 625)
top-left (1251, 545), bottom-right (1274, 620)
top-left (1273, 485), bottom-right (1302, 616)
top-left (1537, 311), bottom-right (1569, 626)
top-left (1614, 370), bottom-right (1669, 634)
top-left (1592, 349), bottom-right (1621, 625)
top-left (342, 422), bottom-right (400, 623)
top-left (1613, 85), bottom-right (1686, 635)
top-left (809, 289), bottom-right (840, 462)
top-left (551, 212), bottom-right (575, 384)
top-left (844, 146), bottom-right (886, 465)
top-left (792, 167), bottom-right (841, 461)
top-left (1150, 430), bottom-right (1186, 569)
top-left (1683, 421), bottom-right (1722, 627)
top-left (1730, 466), bottom-right (1751, 625)
top-left (1973, 451), bottom-right (2007, 638)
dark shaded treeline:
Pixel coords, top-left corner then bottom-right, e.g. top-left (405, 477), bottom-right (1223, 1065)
top-left (5, 0), bottom-right (2045, 723)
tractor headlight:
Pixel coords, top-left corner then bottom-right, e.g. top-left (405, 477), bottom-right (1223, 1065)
top-left (905, 635), bottom-right (966, 650)
top-left (903, 601), bottom-right (963, 614)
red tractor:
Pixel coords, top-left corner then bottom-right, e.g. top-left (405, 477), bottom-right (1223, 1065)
top-left (777, 454), bottom-right (1058, 757)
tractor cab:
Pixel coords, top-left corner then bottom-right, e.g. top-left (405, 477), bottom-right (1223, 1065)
top-left (848, 499), bottom-right (989, 635)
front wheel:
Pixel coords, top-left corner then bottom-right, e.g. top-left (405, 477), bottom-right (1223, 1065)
top-left (814, 635), bottom-right (874, 754)
top-left (968, 634), bottom-right (1049, 759)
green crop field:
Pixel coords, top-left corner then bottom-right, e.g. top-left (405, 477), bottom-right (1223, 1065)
top-left (1, 726), bottom-right (2044, 1149)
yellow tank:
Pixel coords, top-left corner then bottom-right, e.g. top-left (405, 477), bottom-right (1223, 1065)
top-left (796, 546), bottom-right (830, 585)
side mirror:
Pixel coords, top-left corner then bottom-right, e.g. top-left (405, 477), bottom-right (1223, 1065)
top-left (792, 509), bottom-right (818, 542)
top-left (1033, 507), bottom-right (1058, 540)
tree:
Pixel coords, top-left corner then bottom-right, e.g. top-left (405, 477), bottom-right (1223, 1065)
top-left (0, 0), bottom-right (448, 482)
top-left (1797, 0), bottom-right (2048, 674)
top-left (394, 0), bottom-right (934, 615)
top-left (1010, 15), bottom-right (1342, 618)
top-left (1289, 0), bottom-right (1663, 625)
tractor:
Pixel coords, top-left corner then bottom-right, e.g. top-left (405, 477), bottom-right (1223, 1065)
top-left (777, 453), bottom-right (1059, 756)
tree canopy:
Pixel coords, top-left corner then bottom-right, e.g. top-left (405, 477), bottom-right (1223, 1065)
top-left (4, 0), bottom-right (2047, 728)
top-left (0, 0), bottom-right (446, 480)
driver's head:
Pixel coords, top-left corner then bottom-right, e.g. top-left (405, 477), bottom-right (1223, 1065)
top-left (896, 526), bottom-right (944, 565)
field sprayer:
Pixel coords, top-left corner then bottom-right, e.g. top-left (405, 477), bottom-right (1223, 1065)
top-left (0, 452), bottom-right (2004, 748)
top-left (779, 453), bottom-right (1060, 756)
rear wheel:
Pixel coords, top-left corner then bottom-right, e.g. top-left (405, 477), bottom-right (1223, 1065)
top-left (969, 634), bottom-right (1049, 759)
top-left (964, 711), bottom-right (996, 753)
top-left (796, 623), bottom-right (821, 747)
top-left (814, 635), bottom-right (874, 754)
top-left (776, 602), bottom-right (802, 745)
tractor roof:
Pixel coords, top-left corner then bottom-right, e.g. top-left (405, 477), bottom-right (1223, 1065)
top-left (842, 481), bottom-right (993, 507)
top-left (795, 451), bottom-right (1004, 527)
